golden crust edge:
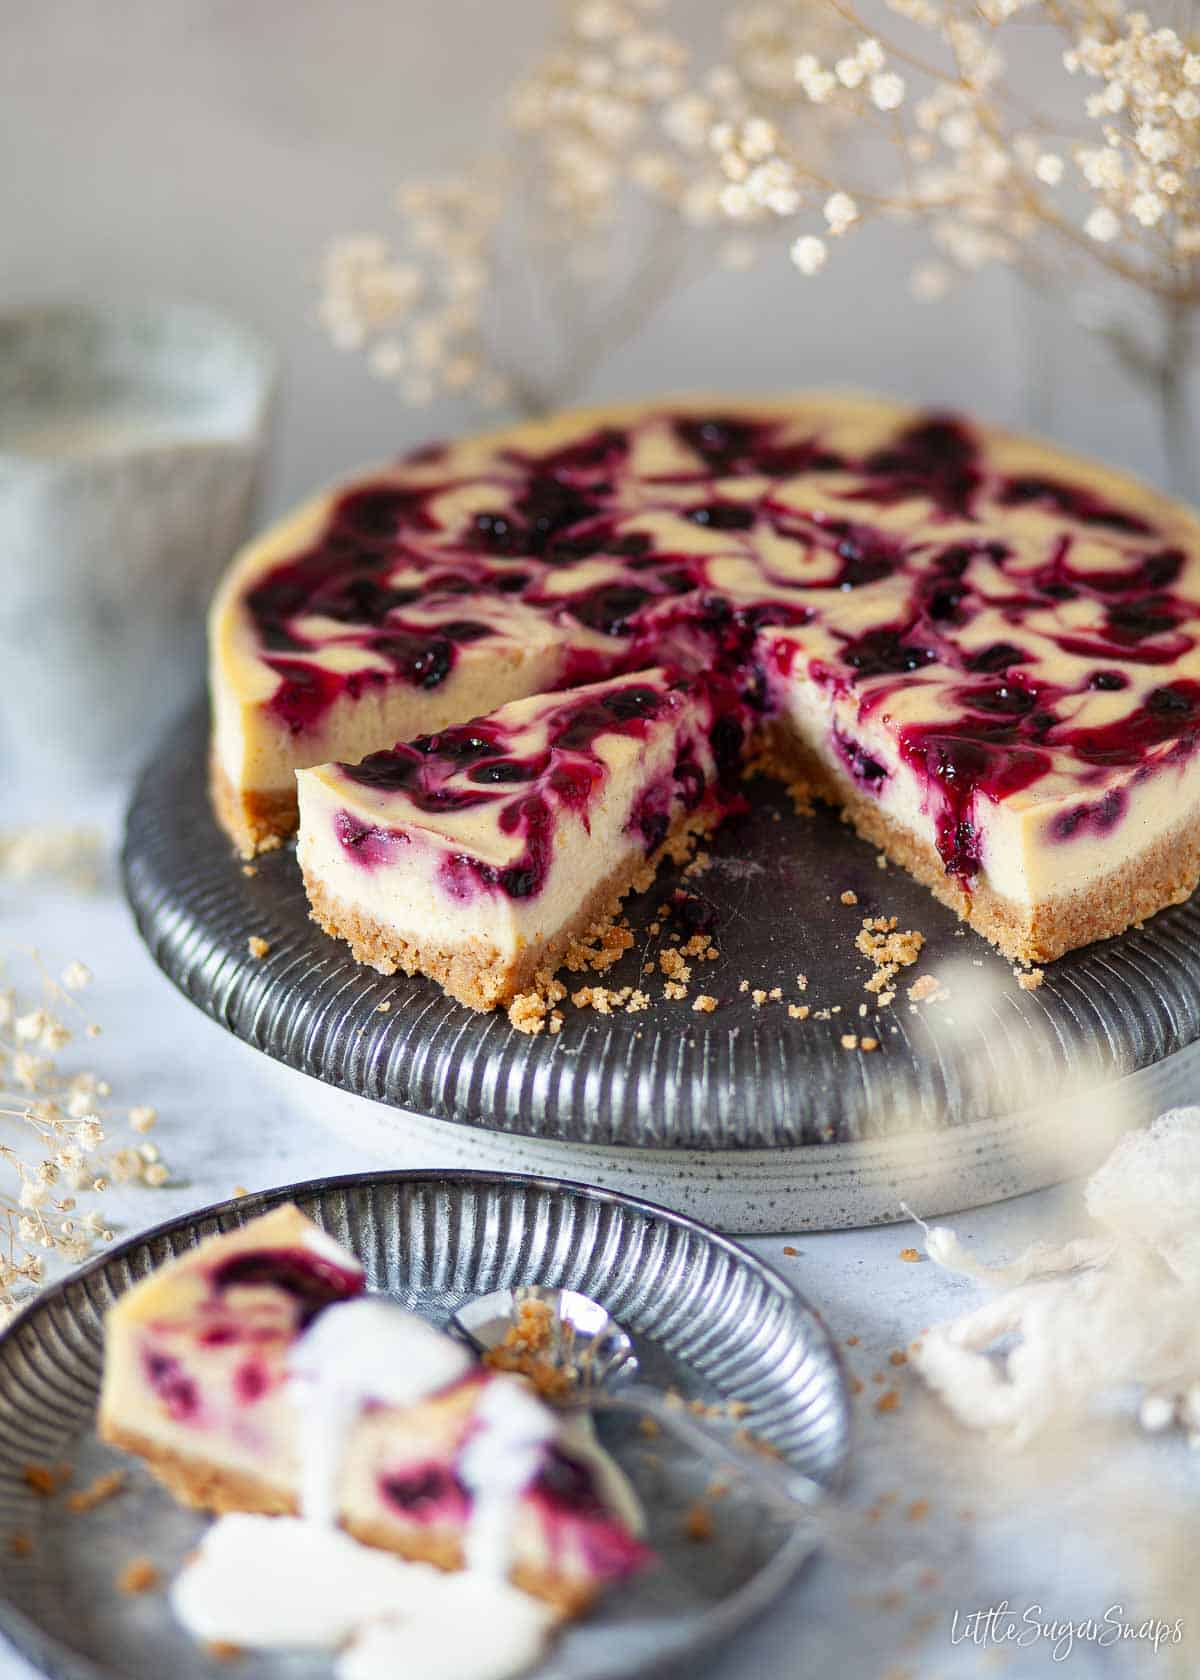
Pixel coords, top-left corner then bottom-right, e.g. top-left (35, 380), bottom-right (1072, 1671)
top-left (209, 749), bottom-right (295, 859)
top-left (97, 1418), bottom-right (592, 1618)
top-left (301, 808), bottom-right (716, 1011)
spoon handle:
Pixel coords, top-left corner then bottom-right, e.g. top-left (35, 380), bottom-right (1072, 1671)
top-left (589, 1384), bottom-right (825, 1519)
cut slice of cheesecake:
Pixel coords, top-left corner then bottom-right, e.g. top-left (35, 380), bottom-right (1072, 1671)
top-left (295, 667), bottom-right (747, 1010)
top-left (212, 395), bottom-right (1200, 968)
top-left (99, 1205), bottom-right (648, 1616)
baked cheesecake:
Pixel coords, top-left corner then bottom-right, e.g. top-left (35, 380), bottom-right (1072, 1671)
top-left (99, 1205), bottom-right (648, 1615)
top-left (295, 667), bottom-right (745, 1010)
top-left (210, 396), bottom-right (1200, 968)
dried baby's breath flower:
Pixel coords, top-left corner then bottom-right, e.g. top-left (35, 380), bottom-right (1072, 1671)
top-left (322, 0), bottom-right (850, 417)
top-left (323, 0), bottom-right (1200, 487)
top-left (0, 829), bottom-right (103, 892)
top-left (0, 953), bottom-right (170, 1321)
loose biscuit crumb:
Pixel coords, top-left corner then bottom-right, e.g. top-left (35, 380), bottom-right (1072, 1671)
top-left (119, 1557), bottom-right (160, 1595)
top-left (21, 1464), bottom-right (59, 1496)
top-left (68, 1471), bottom-right (126, 1513)
top-left (247, 936), bottom-right (270, 960)
top-left (508, 971), bottom-right (567, 1034)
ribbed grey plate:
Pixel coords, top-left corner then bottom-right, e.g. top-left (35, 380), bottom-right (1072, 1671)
top-left (124, 701), bottom-right (1200, 1150)
top-left (0, 1170), bottom-right (849, 1680)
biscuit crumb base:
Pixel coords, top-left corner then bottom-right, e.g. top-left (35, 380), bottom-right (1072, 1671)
top-left (119, 1557), bottom-right (161, 1595)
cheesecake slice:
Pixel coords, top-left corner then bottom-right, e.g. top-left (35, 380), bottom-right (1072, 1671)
top-left (211, 396), bottom-right (1200, 967)
top-left (296, 667), bottom-right (746, 1010)
top-left (99, 1206), bottom-right (648, 1615)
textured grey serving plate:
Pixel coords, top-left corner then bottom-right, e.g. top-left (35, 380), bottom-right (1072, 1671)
top-left (123, 702), bottom-right (1200, 1155)
top-left (0, 1170), bottom-right (849, 1680)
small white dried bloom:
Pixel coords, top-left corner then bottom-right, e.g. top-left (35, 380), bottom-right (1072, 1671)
top-left (15, 1011), bottom-right (47, 1043)
top-left (1138, 1393), bottom-right (1176, 1433)
top-left (144, 1162), bottom-right (170, 1188)
top-left (1130, 192), bottom-right (1164, 227)
top-left (40, 1020), bottom-right (71, 1053)
top-left (870, 71), bottom-right (906, 112)
top-left (75, 1118), bottom-right (104, 1151)
top-left (13, 1052), bottom-right (48, 1091)
top-left (1034, 152), bottom-right (1064, 185)
top-left (60, 962), bottom-right (92, 991)
top-left (1084, 205), bottom-right (1121, 241)
top-left (823, 191), bottom-right (858, 233)
top-left (789, 233), bottom-right (828, 274)
top-left (129, 1106), bottom-right (157, 1134)
top-left (18, 1179), bottom-right (47, 1211)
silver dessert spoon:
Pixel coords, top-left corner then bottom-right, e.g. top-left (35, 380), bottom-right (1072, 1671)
top-left (451, 1285), bottom-right (827, 1521)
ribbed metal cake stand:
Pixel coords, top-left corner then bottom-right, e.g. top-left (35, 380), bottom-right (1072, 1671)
top-left (123, 701), bottom-right (1200, 1232)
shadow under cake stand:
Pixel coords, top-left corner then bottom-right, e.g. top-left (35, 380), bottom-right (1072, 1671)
top-left (123, 701), bottom-right (1200, 1233)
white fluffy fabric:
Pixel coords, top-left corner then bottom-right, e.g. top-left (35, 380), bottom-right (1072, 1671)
top-left (910, 1109), bottom-right (1200, 1442)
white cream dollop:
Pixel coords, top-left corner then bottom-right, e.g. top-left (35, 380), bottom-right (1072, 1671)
top-left (170, 1513), bottom-right (433, 1648)
top-left (171, 1513), bottom-right (555, 1679)
top-left (287, 1297), bottom-right (472, 1526)
top-left (337, 1573), bottom-right (555, 1680)
top-left (458, 1375), bottom-right (558, 1576)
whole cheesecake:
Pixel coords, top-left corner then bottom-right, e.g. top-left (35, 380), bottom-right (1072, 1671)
top-left (209, 395), bottom-right (1200, 997)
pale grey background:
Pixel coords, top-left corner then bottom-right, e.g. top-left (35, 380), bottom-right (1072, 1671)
top-left (1, 0), bottom-right (1185, 522)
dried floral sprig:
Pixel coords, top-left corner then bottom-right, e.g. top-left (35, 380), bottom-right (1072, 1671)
top-left (0, 953), bottom-right (169, 1325)
top-left (713, 0), bottom-right (1200, 488)
top-left (323, 0), bottom-right (1198, 495)
top-left (0, 827), bottom-right (103, 892)
top-left (320, 0), bottom-right (850, 416)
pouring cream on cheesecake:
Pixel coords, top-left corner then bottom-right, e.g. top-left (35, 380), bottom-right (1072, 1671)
top-left (98, 1206), bottom-right (647, 1678)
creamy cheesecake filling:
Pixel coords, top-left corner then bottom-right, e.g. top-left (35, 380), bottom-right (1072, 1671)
top-left (212, 395), bottom-right (1200, 963)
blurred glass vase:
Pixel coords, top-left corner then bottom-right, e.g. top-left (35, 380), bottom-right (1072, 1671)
top-left (0, 302), bottom-right (274, 788)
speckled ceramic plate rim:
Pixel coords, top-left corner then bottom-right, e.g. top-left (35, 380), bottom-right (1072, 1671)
top-left (0, 1167), bottom-right (851, 1680)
